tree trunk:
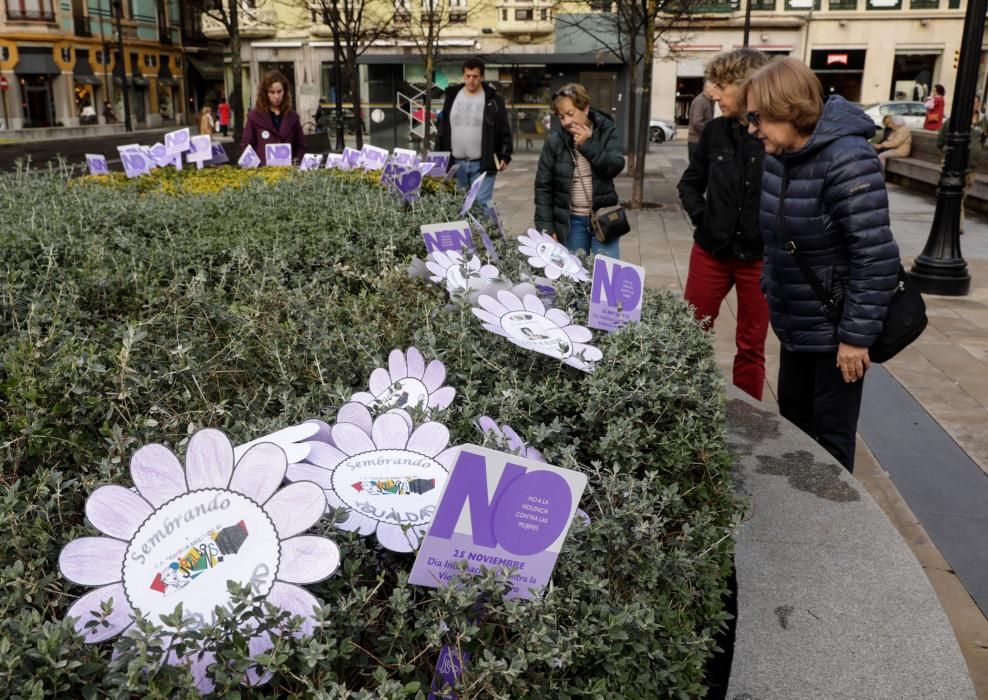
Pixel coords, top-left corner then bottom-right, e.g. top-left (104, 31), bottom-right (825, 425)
top-left (347, 53), bottom-right (363, 149)
top-left (420, 53), bottom-right (434, 156)
top-left (229, 1), bottom-right (244, 147)
top-left (631, 10), bottom-right (656, 208)
top-left (625, 58), bottom-right (639, 176)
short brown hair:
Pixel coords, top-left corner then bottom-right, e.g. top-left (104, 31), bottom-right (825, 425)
top-left (255, 70), bottom-right (293, 113)
top-left (551, 83), bottom-right (590, 113)
top-left (705, 48), bottom-right (770, 85)
top-left (740, 57), bottom-right (823, 135)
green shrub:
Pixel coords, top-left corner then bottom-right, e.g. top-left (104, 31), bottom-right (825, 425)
top-left (0, 166), bottom-right (737, 698)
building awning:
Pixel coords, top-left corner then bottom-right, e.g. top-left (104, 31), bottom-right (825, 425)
top-left (73, 49), bottom-right (101, 85)
top-left (356, 52), bottom-right (623, 66)
top-left (187, 55), bottom-right (224, 81)
top-left (157, 59), bottom-right (179, 86)
top-left (16, 47), bottom-right (60, 75)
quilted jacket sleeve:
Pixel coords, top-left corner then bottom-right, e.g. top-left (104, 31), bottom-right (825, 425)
top-left (577, 125), bottom-right (625, 180)
top-left (822, 139), bottom-right (901, 347)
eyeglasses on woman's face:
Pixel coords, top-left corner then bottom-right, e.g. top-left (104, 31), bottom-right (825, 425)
top-left (746, 111), bottom-right (761, 127)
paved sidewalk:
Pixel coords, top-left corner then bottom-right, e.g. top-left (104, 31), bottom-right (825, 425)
top-left (493, 144), bottom-right (988, 696)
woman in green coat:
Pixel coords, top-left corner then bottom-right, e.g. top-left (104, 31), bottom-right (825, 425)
top-left (534, 83), bottom-right (626, 257)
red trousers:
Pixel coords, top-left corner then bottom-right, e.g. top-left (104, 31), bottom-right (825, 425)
top-left (684, 243), bottom-right (769, 400)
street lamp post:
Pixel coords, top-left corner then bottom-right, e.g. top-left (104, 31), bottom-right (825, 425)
top-left (742, 0), bottom-right (753, 48)
top-left (907, 0), bottom-right (984, 295)
top-left (111, 0), bottom-right (132, 132)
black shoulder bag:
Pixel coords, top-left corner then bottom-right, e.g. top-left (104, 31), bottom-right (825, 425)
top-left (784, 240), bottom-right (927, 364)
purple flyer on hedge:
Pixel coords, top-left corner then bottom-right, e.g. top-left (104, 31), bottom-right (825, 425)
top-left (149, 142), bottom-right (172, 168)
top-left (392, 147), bottom-right (418, 167)
top-left (588, 256), bottom-right (645, 332)
top-left (396, 168), bottom-right (423, 201)
top-left (488, 202), bottom-right (507, 240)
top-left (429, 645), bottom-right (470, 700)
top-left (325, 153), bottom-right (344, 169)
top-left (443, 162), bottom-right (461, 185)
top-left (467, 213), bottom-right (498, 262)
top-left (164, 127), bottom-right (191, 155)
top-left (341, 147), bottom-right (361, 169)
top-left (360, 144), bottom-right (389, 170)
top-left (418, 162), bottom-right (436, 177)
top-left (425, 151), bottom-right (450, 177)
top-left (119, 148), bottom-right (151, 178)
top-left (187, 135), bottom-right (212, 169)
top-left (299, 153), bottom-right (323, 171)
top-left (85, 154), bottom-right (109, 175)
top-left (266, 143), bottom-right (292, 167)
top-left (409, 444), bottom-right (587, 600)
top-left (459, 172), bottom-right (486, 215)
top-left (238, 144), bottom-right (261, 169)
top-left (210, 143), bottom-right (230, 165)
top-left (421, 221), bottom-right (475, 254)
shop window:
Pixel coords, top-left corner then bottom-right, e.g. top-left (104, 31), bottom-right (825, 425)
top-left (889, 54), bottom-right (936, 101)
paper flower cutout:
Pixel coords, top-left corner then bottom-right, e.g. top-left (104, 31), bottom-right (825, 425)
top-left (475, 416), bottom-right (545, 462)
top-left (471, 290), bottom-right (602, 372)
top-left (285, 403), bottom-right (457, 552)
top-left (350, 347), bottom-right (456, 412)
top-left (517, 229), bottom-right (589, 282)
top-left (58, 429), bottom-right (340, 692)
top-left (425, 250), bottom-right (500, 294)
top-left (234, 419), bottom-right (331, 464)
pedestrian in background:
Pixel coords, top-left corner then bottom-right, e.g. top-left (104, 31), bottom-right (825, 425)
top-left (435, 57), bottom-right (512, 215)
top-left (744, 57), bottom-right (901, 471)
top-left (218, 97), bottom-right (231, 137)
top-left (937, 94), bottom-right (988, 233)
top-left (534, 83), bottom-right (625, 258)
top-left (687, 82), bottom-right (715, 161)
top-left (677, 48), bottom-right (770, 400)
top-left (875, 115), bottom-right (912, 173)
top-left (241, 70), bottom-right (306, 166)
top-left (102, 101), bottom-right (117, 124)
top-left (924, 84), bottom-right (946, 131)
top-left (199, 106), bottom-right (214, 137)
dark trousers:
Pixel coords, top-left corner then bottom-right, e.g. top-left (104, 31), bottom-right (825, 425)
top-left (777, 347), bottom-right (864, 472)
top-left (688, 142), bottom-right (698, 161)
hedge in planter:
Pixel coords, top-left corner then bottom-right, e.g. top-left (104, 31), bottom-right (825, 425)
top-left (0, 167), bottom-right (738, 698)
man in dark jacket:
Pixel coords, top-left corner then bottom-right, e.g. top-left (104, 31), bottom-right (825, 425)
top-left (435, 57), bottom-right (512, 215)
top-left (677, 48), bottom-right (770, 400)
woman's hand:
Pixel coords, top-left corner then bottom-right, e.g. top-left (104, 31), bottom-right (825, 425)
top-left (571, 123), bottom-right (592, 146)
top-left (836, 342), bottom-right (870, 383)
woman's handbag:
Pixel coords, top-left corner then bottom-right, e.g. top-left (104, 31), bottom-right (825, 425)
top-left (786, 241), bottom-right (928, 363)
top-left (571, 147), bottom-right (630, 244)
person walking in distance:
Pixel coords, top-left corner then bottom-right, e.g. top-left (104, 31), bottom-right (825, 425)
top-left (436, 57), bottom-right (512, 215)
top-left (677, 48), bottom-right (771, 400)
top-left (217, 97), bottom-right (231, 137)
top-left (687, 82), bottom-right (715, 161)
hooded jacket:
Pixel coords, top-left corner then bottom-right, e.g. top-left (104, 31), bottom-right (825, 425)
top-left (435, 83), bottom-right (513, 175)
top-left (533, 108), bottom-right (625, 243)
top-left (760, 95), bottom-right (901, 352)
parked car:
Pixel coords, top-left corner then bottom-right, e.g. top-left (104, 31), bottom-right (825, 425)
top-left (649, 118), bottom-right (676, 143)
top-left (862, 101), bottom-right (928, 129)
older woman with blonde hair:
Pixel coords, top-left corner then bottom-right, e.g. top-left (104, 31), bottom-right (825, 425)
top-left (741, 57), bottom-right (901, 471)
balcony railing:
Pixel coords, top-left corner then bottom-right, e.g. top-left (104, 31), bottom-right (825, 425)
top-left (6, 7), bottom-right (56, 20)
top-left (909, 0), bottom-right (938, 7)
top-left (74, 13), bottom-right (92, 35)
top-left (829, 0), bottom-right (857, 8)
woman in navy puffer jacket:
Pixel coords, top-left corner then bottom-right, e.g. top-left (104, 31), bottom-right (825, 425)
top-left (742, 58), bottom-right (901, 471)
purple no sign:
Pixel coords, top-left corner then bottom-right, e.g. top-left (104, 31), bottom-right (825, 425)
top-left (588, 255), bottom-right (645, 332)
top-left (266, 143), bottom-right (292, 167)
top-left (421, 221), bottom-right (475, 254)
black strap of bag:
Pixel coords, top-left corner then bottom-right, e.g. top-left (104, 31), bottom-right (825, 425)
top-left (570, 145), bottom-right (629, 244)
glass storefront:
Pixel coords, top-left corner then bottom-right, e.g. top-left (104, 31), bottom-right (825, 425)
top-left (890, 53), bottom-right (937, 102)
top-left (810, 49), bottom-right (866, 103)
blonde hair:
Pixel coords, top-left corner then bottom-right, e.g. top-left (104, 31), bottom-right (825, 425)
top-left (705, 48), bottom-right (770, 86)
top-left (551, 83), bottom-right (590, 113)
top-left (740, 57), bottom-right (823, 135)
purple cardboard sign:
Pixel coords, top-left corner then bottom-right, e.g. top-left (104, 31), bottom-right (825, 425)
top-left (360, 144), bottom-right (389, 171)
top-left (299, 153), bottom-right (323, 171)
top-left (418, 162), bottom-right (437, 177)
top-left (149, 142), bottom-right (172, 168)
top-left (588, 256), bottom-right (645, 332)
top-left (85, 153), bottom-right (109, 175)
top-left (164, 127), bottom-right (191, 156)
top-left (341, 147), bottom-right (361, 169)
top-left (265, 143), bottom-right (292, 167)
top-left (409, 444), bottom-right (587, 600)
top-left (425, 151), bottom-right (450, 177)
top-left (488, 203), bottom-right (507, 241)
top-left (325, 153), bottom-right (344, 169)
top-left (467, 213), bottom-right (499, 262)
top-left (459, 172), bottom-right (487, 216)
top-left (444, 162), bottom-right (461, 185)
top-left (187, 135), bottom-right (213, 170)
top-left (238, 145), bottom-right (261, 169)
top-left (421, 221), bottom-right (475, 255)
top-left (209, 143), bottom-right (230, 165)
top-left (118, 148), bottom-right (151, 178)
top-left (429, 645), bottom-right (469, 700)
top-left (392, 147), bottom-right (418, 167)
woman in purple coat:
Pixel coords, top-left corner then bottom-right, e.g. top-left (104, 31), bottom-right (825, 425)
top-left (241, 70), bottom-right (306, 165)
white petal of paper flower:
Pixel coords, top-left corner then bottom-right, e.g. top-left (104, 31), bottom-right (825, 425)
top-left (425, 250), bottom-right (500, 294)
top-left (350, 347), bottom-right (456, 412)
top-left (290, 405), bottom-right (457, 553)
top-left (517, 229), bottom-right (589, 282)
top-left (471, 290), bottom-right (603, 372)
top-left (58, 428), bottom-right (340, 692)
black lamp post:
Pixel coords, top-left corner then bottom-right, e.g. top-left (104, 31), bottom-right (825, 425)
top-left (907, 0), bottom-right (984, 295)
top-left (329, 7), bottom-right (346, 151)
top-left (742, 0), bottom-right (753, 47)
top-left (111, 0), bottom-right (132, 132)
